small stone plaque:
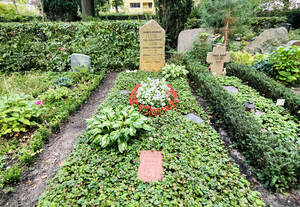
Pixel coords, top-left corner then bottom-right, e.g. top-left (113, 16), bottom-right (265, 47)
top-left (222, 86), bottom-right (239, 94)
top-left (276, 99), bottom-right (285, 106)
top-left (139, 20), bottom-right (165, 72)
top-left (138, 151), bottom-right (163, 182)
top-left (207, 45), bottom-right (230, 77)
top-left (254, 110), bottom-right (264, 116)
top-left (71, 53), bottom-right (91, 71)
top-left (120, 90), bottom-right (131, 95)
top-left (185, 113), bottom-right (204, 124)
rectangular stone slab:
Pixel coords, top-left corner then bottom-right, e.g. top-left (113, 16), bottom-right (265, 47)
top-left (138, 150), bottom-right (163, 182)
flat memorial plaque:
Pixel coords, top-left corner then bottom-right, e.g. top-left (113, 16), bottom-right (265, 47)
top-left (138, 150), bottom-right (163, 182)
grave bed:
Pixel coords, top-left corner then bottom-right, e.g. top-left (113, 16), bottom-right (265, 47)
top-left (38, 71), bottom-right (264, 206)
top-left (0, 71), bottom-right (105, 191)
top-left (187, 60), bottom-right (299, 192)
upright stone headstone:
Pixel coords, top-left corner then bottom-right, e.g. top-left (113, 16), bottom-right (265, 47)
top-left (71, 53), bottom-right (91, 71)
top-left (140, 20), bottom-right (165, 72)
top-left (206, 44), bottom-right (230, 77)
top-left (177, 28), bottom-right (213, 52)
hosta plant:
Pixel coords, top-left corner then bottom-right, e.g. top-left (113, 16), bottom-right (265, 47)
top-left (86, 106), bottom-right (152, 153)
top-left (162, 64), bottom-right (188, 80)
top-left (0, 94), bottom-right (41, 137)
top-left (129, 78), bottom-right (179, 117)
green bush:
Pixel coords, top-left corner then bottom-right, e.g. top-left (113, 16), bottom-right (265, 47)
top-left (87, 13), bottom-right (155, 21)
top-left (0, 21), bottom-right (142, 73)
top-left (187, 60), bottom-right (299, 192)
top-left (250, 17), bottom-right (287, 33)
top-left (52, 76), bottom-right (73, 88)
top-left (42, 0), bottom-right (79, 21)
top-left (269, 46), bottom-right (300, 86)
top-left (252, 59), bottom-right (275, 77)
top-left (226, 62), bottom-right (300, 118)
top-left (162, 64), bottom-right (188, 80)
top-left (86, 106), bottom-right (152, 153)
top-left (184, 18), bottom-right (202, 29)
top-left (0, 94), bottom-right (41, 137)
top-left (1, 164), bottom-right (22, 184)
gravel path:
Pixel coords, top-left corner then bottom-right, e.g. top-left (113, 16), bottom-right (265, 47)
top-left (0, 72), bottom-right (118, 207)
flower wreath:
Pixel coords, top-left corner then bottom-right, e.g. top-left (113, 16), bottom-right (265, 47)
top-left (129, 83), bottom-right (179, 117)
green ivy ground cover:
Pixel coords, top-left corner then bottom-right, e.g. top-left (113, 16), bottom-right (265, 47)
top-left (0, 21), bottom-right (143, 73)
top-left (0, 70), bottom-right (105, 192)
top-left (38, 71), bottom-right (265, 206)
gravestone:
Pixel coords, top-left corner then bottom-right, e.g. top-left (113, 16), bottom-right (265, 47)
top-left (207, 45), bottom-right (230, 77)
top-left (177, 28), bottom-right (212, 52)
top-left (140, 20), bottom-right (165, 72)
top-left (286, 40), bottom-right (300, 46)
top-left (138, 150), bottom-right (163, 182)
top-left (71, 53), bottom-right (91, 71)
top-left (185, 113), bottom-right (204, 124)
top-left (222, 86), bottom-right (239, 94)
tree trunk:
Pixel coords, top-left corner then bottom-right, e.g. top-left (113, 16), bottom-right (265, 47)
top-left (115, 5), bottom-right (119, 13)
top-left (81, 0), bottom-right (95, 17)
top-left (224, 10), bottom-right (231, 47)
top-left (12, 0), bottom-right (19, 14)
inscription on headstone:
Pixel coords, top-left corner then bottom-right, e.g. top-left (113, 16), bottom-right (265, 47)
top-left (276, 99), bottom-right (285, 106)
top-left (71, 53), bottom-right (91, 71)
top-left (138, 150), bottom-right (163, 182)
top-left (207, 45), bottom-right (230, 77)
top-left (140, 20), bottom-right (165, 72)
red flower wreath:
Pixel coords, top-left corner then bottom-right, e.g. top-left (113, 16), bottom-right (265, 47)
top-left (129, 83), bottom-right (179, 117)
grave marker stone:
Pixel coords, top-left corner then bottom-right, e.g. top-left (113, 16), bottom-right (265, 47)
top-left (140, 20), bottom-right (165, 72)
top-left (206, 44), bottom-right (230, 77)
top-left (276, 99), bottom-right (285, 106)
top-left (138, 150), bottom-right (163, 182)
top-left (71, 53), bottom-right (91, 71)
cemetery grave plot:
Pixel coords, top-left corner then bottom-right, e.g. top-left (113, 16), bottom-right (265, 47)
top-left (38, 71), bottom-right (265, 206)
top-left (188, 60), bottom-right (299, 192)
top-left (0, 70), bottom-right (105, 192)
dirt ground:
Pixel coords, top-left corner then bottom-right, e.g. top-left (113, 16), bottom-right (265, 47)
top-left (0, 72), bottom-right (118, 207)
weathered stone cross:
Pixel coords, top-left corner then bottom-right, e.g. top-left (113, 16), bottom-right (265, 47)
top-left (206, 44), bottom-right (230, 77)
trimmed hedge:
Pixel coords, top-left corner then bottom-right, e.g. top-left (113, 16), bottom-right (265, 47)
top-left (38, 71), bottom-right (264, 206)
top-left (0, 15), bottom-right (42, 22)
top-left (251, 17), bottom-right (287, 33)
top-left (226, 62), bottom-right (300, 119)
top-left (94, 13), bottom-right (155, 20)
top-left (0, 21), bottom-right (143, 73)
top-left (187, 60), bottom-right (299, 192)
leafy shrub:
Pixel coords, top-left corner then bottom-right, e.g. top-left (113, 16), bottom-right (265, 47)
top-left (231, 51), bottom-right (263, 65)
top-left (41, 87), bottom-right (70, 104)
top-left (226, 62), bottom-right (300, 119)
top-left (184, 18), bottom-right (202, 29)
top-left (42, 0), bottom-right (79, 21)
top-left (162, 64), bottom-right (188, 80)
top-left (251, 17), bottom-right (287, 33)
top-left (0, 21), bottom-right (142, 73)
top-left (187, 59), bottom-right (299, 192)
top-left (184, 41), bottom-right (213, 66)
top-left (269, 46), bottom-right (300, 86)
top-left (52, 76), bottom-right (73, 88)
top-left (18, 149), bottom-right (36, 166)
top-left (1, 164), bottom-right (22, 184)
top-left (0, 94), bottom-right (41, 137)
top-left (252, 59), bottom-right (275, 77)
top-left (86, 106), bottom-right (152, 153)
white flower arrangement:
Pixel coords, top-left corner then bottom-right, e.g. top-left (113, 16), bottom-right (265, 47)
top-left (136, 78), bottom-right (171, 108)
top-left (162, 64), bottom-right (188, 80)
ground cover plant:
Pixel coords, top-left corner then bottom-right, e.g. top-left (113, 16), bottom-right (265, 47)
top-left (38, 71), bottom-right (265, 206)
top-left (0, 70), bottom-right (105, 192)
top-left (0, 21), bottom-right (143, 73)
top-left (226, 62), bottom-right (300, 118)
top-left (187, 59), bottom-right (299, 192)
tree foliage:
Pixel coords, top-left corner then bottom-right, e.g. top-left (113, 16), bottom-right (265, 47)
top-left (42, 0), bottom-right (80, 21)
top-left (111, 0), bottom-right (123, 13)
top-left (155, 0), bottom-right (193, 49)
top-left (196, 0), bottom-right (255, 46)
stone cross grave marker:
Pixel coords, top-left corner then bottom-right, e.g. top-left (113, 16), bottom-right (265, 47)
top-left (140, 20), bottom-right (165, 72)
top-left (206, 44), bottom-right (230, 77)
top-left (71, 53), bottom-right (91, 72)
top-left (138, 150), bottom-right (163, 182)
